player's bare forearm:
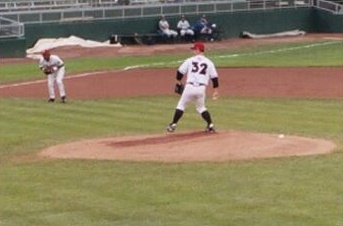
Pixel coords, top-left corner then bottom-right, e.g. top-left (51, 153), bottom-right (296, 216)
top-left (212, 88), bottom-right (219, 100)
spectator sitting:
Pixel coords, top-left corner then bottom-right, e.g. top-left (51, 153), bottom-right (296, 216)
top-left (194, 14), bottom-right (217, 35)
top-left (158, 15), bottom-right (178, 38)
top-left (177, 15), bottom-right (195, 41)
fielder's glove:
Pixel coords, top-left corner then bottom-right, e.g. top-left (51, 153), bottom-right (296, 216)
top-left (174, 83), bottom-right (184, 95)
top-left (43, 66), bottom-right (57, 75)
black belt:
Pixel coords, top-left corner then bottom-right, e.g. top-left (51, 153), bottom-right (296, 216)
top-left (187, 82), bottom-right (205, 86)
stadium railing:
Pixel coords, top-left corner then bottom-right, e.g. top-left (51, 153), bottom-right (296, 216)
top-left (0, 0), bottom-right (91, 12)
top-left (313, 0), bottom-right (343, 13)
top-left (0, 0), bottom-right (315, 24)
top-left (0, 16), bottom-right (24, 38)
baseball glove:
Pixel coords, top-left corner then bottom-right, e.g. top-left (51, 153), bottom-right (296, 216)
top-left (43, 66), bottom-right (56, 75)
top-left (174, 83), bottom-right (184, 95)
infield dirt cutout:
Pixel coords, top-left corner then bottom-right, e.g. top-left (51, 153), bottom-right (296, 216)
top-left (39, 131), bottom-right (336, 162)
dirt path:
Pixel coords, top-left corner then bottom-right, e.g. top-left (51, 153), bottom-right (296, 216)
top-left (39, 131), bottom-right (336, 163)
top-left (1, 67), bottom-right (342, 99)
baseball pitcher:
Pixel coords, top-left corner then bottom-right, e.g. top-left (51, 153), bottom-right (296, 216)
top-left (167, 42), bottom-right (219, 133)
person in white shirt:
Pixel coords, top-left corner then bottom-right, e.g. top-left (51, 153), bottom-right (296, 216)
top-left (167, 42), bottom-right (219, 133)
top-left (39, 49), bottom-right (67, 103)
top-left (177, 15), bottom-right (195, 38)
top-left (158, 15), bottom-right (178, 38)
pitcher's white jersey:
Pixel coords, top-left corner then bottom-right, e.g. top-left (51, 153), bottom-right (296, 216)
top-left (175, 54), bottom-right (218, 113)
top-left (178, 54), bottom-right (218, 86)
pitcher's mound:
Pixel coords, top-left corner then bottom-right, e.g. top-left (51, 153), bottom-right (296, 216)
top-left (39, 131), bottom-right (336, 163)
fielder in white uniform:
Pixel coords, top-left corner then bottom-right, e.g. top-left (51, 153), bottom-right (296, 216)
top-left (167, 42), bottom-right (219, 133)
top-left (39, 49), bottom-right (67, 103)
top-left (177, 15), bottom-right (195, 37)
top-left (159, 15), bottom-right (178, 38)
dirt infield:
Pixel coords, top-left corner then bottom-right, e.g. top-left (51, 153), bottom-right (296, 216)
top-left (39, 131), bottom-right (336, 163)
top-left (1, 67), bottom-right (341, 99)
top-left (2, 34), bottom-right (342, 162)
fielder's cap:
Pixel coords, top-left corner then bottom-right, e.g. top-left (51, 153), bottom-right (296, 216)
top-left (191, 42), bottom-right (205, 52)
top-left (41, 49), bottom-right (51, 56)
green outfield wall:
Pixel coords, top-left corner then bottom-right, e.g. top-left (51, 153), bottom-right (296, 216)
top-left (23, 8), bottom-right (316, 48)
top-left (311, 9), bottom-right (343, 32)
top-left (0, 7), bottom-right (342, 58)
top-left (0, 37), bottom-right (26, 58)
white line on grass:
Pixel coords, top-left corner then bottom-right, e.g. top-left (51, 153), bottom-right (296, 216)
top-left (0, 70), bottom-right (123, 89)
top-left (214, 41), bottom-right (339, 59)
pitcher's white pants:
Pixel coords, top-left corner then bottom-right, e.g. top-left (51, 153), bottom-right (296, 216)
top-left (176, 84), bottom-right (207, 113)
top-left (47, 67), bottom-right (66, 99)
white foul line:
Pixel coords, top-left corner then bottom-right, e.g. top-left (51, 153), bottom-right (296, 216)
top-left (0, 70), bottom-right (124, 89)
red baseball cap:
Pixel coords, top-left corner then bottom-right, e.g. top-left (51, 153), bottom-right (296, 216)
top-left (41, 49), bottom-right (51, 56)
top-left (191, 42), bottom-right (205, 52)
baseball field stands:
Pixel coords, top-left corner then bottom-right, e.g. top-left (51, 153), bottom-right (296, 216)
top-left (0, 16), bottom-right (24, 38)
top-left (130, 0), bottom-right (162, 4)
top-left (0, 0), bottom-right (92, 12)
top-left (0, 0), bottom-right (314, 24)
top-left (316, 0), bottom-right (343, 12)
top-left (0, 0), bottom-right (341, 30)
top-left (0, 0), bottom-right (341, 16)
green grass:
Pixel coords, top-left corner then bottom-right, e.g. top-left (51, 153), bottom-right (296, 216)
top-left (2, 155), bottom-right (342, 226)
top-left (1, 97), bottom-right (341, 158)
top-left (213, 41), bottom-right (343, 67)
top-left (0, 97), bottom-right (342, 226)
top-left (0, 40), bottom-right (343, 226)
top-left (1, 41), bottom-right (342, 83)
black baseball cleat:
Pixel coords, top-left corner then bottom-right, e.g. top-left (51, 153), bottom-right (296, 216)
top-left (205, 124), bottom-right (216, 133)
top-left (48, 98), bottom-right (55, 103)
top-left (61, 96), bottom-right (67, 103)
top-left (166, 123), bottom-right (177, 133)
